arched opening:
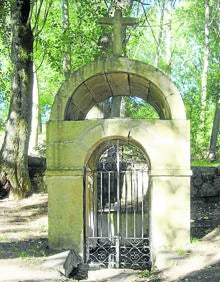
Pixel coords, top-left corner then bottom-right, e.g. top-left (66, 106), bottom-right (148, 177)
top-left (64, 72), bottom-right (170, 121)
top-left (84, 138), bottom-right (151, 270)
top-left (50, 57), bottom-right (186, 121)
top-left (86, 96), bottom-right (160, 120)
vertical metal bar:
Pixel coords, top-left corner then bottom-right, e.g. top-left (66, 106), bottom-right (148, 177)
top-left (141, 170), bottom-right (144, 238)
top-left (115, 237), bottom-right (120, 268)
top-left (100, 172), bottom-right (103, 237)
top-left (125, 171), bottom-right (128, 238)
top-left (136, 171), bottom-right (139, 209)
top-left (93, 172), bottom-right (96, 238)
top-left (116, 140), bottom-right (120, 237)
top-left (133, 169), bottom-right (136, 239)
top-left (83, 167), bottom-right (87, 263)
top-left (130, 169), bottom-right (133, 237)
top-left (108, 171), bottom-right (111, 238)
top-left (115, 140), bottom-right (120, 268)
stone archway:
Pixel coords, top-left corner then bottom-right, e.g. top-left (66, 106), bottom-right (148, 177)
top-left (46, 56), bottom-right (191, 270)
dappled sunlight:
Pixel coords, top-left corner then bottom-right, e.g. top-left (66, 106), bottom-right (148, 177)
top-left (0, 194), bottom-right (48, 242)
top-left (160, 238), bottom-right (220, 281)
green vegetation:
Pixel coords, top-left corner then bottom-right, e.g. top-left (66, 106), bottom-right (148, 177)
top-left (191, 237), bottom-right (201, 244)
top-left (175, 248), bottom-right (189, 256)
top-left (0, 0), bottom-right (219, 196)
top-left (1, 1), bottom-right (219, 147)
top-left (139, 269), bottom-right (160, 280)
top-left (192, 160), bottom-right (220, 167)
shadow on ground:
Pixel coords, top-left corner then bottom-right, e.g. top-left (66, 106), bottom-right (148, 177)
top-left (0, 238), bottom-right (58, 259)
top-left (145, 261), bottom-right (220, 282)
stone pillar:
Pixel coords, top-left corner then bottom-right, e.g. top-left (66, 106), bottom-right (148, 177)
top-left (149, 170), bottom-right (191, 269)
top-left (47, 170), bottom-right (84, 253)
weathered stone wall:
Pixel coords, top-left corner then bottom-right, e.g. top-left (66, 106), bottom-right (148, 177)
top-left (191, 166), bottom-right (220, 198)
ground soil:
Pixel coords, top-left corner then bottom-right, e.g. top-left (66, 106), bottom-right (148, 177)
top-left (0, 193), bottom-right (219, 282)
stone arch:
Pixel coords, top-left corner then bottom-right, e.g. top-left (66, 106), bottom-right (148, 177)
top-left (50, 56), bottom-right (186, 121)
top-left (85, 136), bottom-right (151, 171)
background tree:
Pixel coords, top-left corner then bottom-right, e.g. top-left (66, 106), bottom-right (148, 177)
top-left (208, 97), bottom-right (220, 160)
top-left (61, 0), bottom-right (71, 79)
top-left (200, 0), bottom-right (210, 127)
top-left (0, 0), bottom-right (33, 198)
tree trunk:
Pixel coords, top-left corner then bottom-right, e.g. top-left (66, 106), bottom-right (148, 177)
top-left (155, 0), bottom-right (165, 68)
top-left (200, 0), bottom-right (210, 126)
top-left (165, 0), bottom-right (172, 77)
top-left (28, 64), bottom-right (39, 155)
top-left (61, 0), bottom-right (71, 79)
top-left (208, 97), bottom-right (220, 160)
top-left (0, 0), bottom-right (33, 198)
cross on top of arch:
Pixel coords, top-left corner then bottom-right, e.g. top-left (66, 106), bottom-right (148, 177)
top-left (98, 9), bottom-right (138, 56)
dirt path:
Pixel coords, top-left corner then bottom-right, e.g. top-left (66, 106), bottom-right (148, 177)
top-left (0, 193), bottom-right (219, 281)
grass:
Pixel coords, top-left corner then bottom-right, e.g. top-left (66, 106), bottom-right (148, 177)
top-left (191, 237), bottom-right (200, 244)
top-left (19, 244), bottom-right (46, 259)
top-left (175, 248), bottom-right (189, 256)
top-left (139, 269), bottom-right (160, 280)
top-left (191, 159), bottom-right (220, 167)
top-left (0, 236), bottom-right (11, 243)
top-left (19, 252), bottom-right (35, 259)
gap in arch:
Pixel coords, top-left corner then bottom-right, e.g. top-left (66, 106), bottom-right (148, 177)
top-left (86, 96), bottom-right (159, 120)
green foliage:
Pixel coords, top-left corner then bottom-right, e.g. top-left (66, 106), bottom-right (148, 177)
top-left (139, 269), bottom-right (160, 280)
top-left (128, 0), bottom-right (219, 159)
top-left (192, 159), bottom-right (220, 167)
top-left (175, 248), bottom-right (188, 256)
top-left (0, 34), bottom-right (11, 129)
top-left (32, 0), bottom-right (108, 123)
top-left (124, 97), bottom-right (159, 119)
top-left (191, 237), bottom-right (200, 244)
top-left (0, 0), bottom-right (219, 161)
top-left (139, 269), bottom-right (151, 277)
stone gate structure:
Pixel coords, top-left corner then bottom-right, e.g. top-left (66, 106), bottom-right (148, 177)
top-left (47, 55), bottom-right (191, 268)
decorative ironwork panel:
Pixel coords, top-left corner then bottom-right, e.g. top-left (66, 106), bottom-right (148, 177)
top-left (86, 237), bottom-right (116, 268)
top-left (120, 238), bottom-right (151, 270)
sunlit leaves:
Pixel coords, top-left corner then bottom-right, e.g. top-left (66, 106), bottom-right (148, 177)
top-left (124, 97), bottom-right (159, 119)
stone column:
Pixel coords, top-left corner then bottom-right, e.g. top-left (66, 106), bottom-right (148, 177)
top-left (149, 170), bottom-right (191, 269)
top-left (47, 170), bottom-right (84, 253)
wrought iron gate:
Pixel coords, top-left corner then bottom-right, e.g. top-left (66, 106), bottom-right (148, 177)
top-left (84, 140), bottom-right (151, 270)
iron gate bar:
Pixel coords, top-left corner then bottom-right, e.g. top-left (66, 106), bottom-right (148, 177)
top-left (108, 171), bottom-right (111, 237)
top-left (100, 172), bottom-right (103, 237)
top-left (116, 139), bottom-right (120, 268)
top-left (125, 171), bottom-right (128, 238)
top-left (134, 170), bottom-right (136, 239)
top-left (142, 170), bottom-right (144, 238)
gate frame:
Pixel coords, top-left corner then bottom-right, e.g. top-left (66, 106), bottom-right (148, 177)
top-left (83, 139), bottom-right (152, 269)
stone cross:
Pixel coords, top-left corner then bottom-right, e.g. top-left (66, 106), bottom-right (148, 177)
top-left (98, 9), bottom-right (138, 56)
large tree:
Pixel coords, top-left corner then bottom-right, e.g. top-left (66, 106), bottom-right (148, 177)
top-left (0, 0), bottom-right (33, 198)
